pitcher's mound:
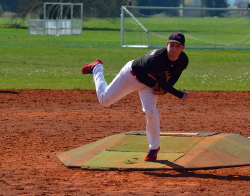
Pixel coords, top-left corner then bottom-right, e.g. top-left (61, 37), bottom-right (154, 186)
top-left (57, 131), bottom-right (250, 170)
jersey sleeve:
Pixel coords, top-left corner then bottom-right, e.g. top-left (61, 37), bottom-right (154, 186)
top-left (168, 72), bottom-right (182, 86)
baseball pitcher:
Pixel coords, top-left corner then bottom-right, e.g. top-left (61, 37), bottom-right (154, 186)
top-left (82, 32), bottom-right (190, 161)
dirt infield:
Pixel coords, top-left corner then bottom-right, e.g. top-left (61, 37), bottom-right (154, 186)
top-left (0, 90), bottom-right (249, 195)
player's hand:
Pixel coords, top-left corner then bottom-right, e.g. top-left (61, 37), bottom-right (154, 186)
top-left (181, 91), bottom-right (190, 100)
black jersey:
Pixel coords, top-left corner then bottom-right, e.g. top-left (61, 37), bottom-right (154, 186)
top-left (131, 47), bottom-right (188, 98)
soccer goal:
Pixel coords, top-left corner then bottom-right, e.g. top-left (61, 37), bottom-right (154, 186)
top-left (29, 2), bottom-right (83, 36)
top-left (120, 6), bottom-right (250, 49)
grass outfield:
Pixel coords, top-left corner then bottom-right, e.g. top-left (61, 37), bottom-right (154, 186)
top-left (0, 20), bottom-right (249, 91)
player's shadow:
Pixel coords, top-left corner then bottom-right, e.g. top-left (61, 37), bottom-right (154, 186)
top-left (156, 160), bottom-right (186, 170)
top-left (144, 160), bottom-right (250, 181)
top-left (144, 170), bottom-right (250, 181)
top-left (0, 91), bottom-right (19, 94)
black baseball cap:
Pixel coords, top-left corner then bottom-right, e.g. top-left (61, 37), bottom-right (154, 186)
top-left (168, 32), bottom-right (185, 46)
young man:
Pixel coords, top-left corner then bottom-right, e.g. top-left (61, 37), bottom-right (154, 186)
top-left (82, 32), bottom-right (190, 161)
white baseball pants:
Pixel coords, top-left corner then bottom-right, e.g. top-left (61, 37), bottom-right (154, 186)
top-left (92, 61), bottom-right (160, 150)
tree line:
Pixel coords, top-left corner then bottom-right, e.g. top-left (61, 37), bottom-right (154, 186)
top-left (0, 0), bottom-right (230, 19)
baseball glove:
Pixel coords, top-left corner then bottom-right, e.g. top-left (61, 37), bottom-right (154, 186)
top-left (153, 82), bottom-right (166, 95)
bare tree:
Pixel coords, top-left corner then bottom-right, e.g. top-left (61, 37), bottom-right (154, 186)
top-left (16, 0), bottom-right (128, 19)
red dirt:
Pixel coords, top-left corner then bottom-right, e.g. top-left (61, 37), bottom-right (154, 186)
top-left (0, 90), bottom-right (249, 196)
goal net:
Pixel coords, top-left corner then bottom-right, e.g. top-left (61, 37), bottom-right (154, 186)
top-left (121, 6), bottom-right (250, 49)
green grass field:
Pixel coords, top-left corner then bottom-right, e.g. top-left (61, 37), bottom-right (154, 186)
top-left (0, 18), bottom-right (249, 91)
